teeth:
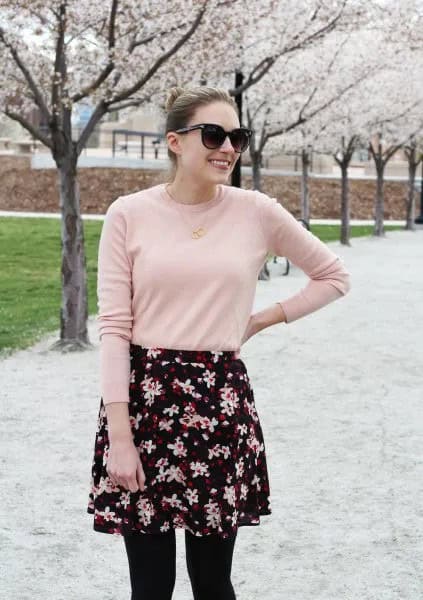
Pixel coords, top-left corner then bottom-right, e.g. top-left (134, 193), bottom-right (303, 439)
top-left (210, 160), bottom-right (230, 166)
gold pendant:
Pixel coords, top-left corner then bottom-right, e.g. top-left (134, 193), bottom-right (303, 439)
top-left (192, 227), bottom-right (205, 239)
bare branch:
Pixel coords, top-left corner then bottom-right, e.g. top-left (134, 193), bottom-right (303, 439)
top-left (108, 3), bottom-right (207, 106)
top-left (4, 108), bottom-right (52, 149)
top-left (0, 28), bottom-right (51, 122)
top-left (71, 0), bottom-right (119, 103)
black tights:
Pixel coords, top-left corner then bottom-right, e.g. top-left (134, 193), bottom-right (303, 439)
top-left (123, 528), bottom-right (237, 600)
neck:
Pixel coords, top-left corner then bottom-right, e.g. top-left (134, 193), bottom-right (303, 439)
top-left (167, 173), bottom-right (218, 205)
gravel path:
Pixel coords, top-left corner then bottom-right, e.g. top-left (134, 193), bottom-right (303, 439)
top-left (1, 229), bottom-right (422, 600)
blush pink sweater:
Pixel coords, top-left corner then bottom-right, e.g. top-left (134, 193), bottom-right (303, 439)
top-left (97, 183), bottom-right (351, 405)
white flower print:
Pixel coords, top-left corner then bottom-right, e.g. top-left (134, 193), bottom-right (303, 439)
top-left (141, 375), bottom-right (163, 406)
top-left (160, 521), bottom-right (171, 532)
top-left (223, 485), bottom-right (236, 507)
top-left (245, 398), bottom-right (259, 422)
top-left (190, 461), bottom-right (210, 478)
top-left (129, 413), bottom-right (143, 430)
top-left (199, 415), bottom-right (219, 433)
top-left (235, 457), bottom-right (244, 478)
top-left (230, 508), bottom-right (239, 527)
top-left (184, 487), bottom-right (199, 506)
top-left (162, 493), bottom-right (183, 509)
top-left (155, 457), bottom-right (169, 468)
top-left (205, 500), bottom-right (221, 528)
top-left (146, 348), bottom-right (162, 359)
top-left (167, 436), bottom-right (188, 458)
top-left (142, 439), bottom-right (156, 454)
top-left (158, 417), bottom-right (174, 432)
top-left (163, 404), bottom-right (180, 417)
top-left (102, 446), bottom-right (109, 467)
top-left (251, 474), bottom-right (261, 491)
top-left (173, 377), bottom-right (196, 396)
top-left (202, 369), bottom-right (216, 388)
top-left (211, 351), bottom-right (223, 363)
top-left (208, 444), bottom-right (221, 459)
top-left (247, 434), bottom-right (261, 453)
top-left (219, 385), bottom-right (240, 416)
top-left (220, 445), bottom-right (231, 460)
top-left (120, 491), bottom-right (131, 509)
top-left (166, 464), bottom-right (186, 484)
top-left (130, 369), bottom-right (135, 383)
top-left (99, 506), bottom-right (121, 523)
top-left (240, 483), bottom-right (248, 500)
top-left (136, 497), bottom-right (155, 526)
top-left (237, 423), bottom-right (248, 436)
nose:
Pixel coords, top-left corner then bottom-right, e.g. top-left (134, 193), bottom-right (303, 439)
top-left (219, 135), bottom-right (235, 153)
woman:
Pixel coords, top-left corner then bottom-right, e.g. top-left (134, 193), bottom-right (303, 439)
top-left (87, 86), bottom-right (351, 600)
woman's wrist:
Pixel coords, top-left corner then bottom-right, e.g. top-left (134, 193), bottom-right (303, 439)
top-left (253, 303), bottom-right (287, 332)
top-left (105, 402), bottom-right (133, 444)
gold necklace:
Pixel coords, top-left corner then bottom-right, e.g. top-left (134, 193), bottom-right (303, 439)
top-left (165, 184), bottom-right (215, 239)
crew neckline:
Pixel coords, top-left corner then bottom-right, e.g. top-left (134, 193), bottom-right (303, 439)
top-left (160, 183), bottom-right (223, 212)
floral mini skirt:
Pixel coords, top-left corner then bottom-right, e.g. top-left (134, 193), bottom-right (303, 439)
top-left (87, 343), bottom-right (272, 539)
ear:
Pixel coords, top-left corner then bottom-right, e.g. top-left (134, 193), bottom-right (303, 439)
top-left (166, 132), bottom-right (182, 157)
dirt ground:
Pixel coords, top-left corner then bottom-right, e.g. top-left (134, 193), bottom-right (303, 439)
top-left (0, 154), bottom-right (414, 220)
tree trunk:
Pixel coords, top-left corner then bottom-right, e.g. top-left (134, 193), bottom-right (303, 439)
top-left (251, 150), bottom-right (262, 191)
top-left (340, 161), bottom-right (351, 246)
top-left (405, 152), bottom-right (417, 231)
top-left (374, 160), bottom-right (385, 237)
top-left (301, 149), bottom-right (310, 224)
top-left (50, 153), bottom-right (90, 351)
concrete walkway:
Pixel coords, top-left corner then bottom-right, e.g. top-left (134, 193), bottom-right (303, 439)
top-left (0, 229), bottom-right (422, 599)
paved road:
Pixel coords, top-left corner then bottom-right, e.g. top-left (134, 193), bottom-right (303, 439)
top-left (0, 229), bottom-right (422, 599)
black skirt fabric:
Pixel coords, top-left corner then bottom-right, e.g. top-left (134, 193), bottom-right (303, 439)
top-left (87, 343), bottom-right (272, 538)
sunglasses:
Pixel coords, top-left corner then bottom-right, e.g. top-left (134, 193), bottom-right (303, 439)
top-left (174, 123), bottom-right (252, 153)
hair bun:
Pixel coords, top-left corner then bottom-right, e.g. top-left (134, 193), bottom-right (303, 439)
top-left (165, 87), bottom-right (186, 113)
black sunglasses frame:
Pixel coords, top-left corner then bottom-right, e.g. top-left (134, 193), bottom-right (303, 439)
top-left (174, 123), bottom-right (252, 153)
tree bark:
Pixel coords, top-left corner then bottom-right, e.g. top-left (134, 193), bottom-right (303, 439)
top-left (340, 161), bottom-right (351, 246)
top-left (301, 149), bottom-right (310, 224)
top-left (50, 152), bottom-right (90, 351)
top-left (406, 159), bottom-right (417, 231)
top-left (251, 150), bottom-right (262, 191)
top-left (374, 161), bottom-right (385, 237)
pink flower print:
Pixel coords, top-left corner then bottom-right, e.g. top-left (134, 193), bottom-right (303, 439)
top-left (208, 444), bottom-right (222, 459)
top-left (142, 439), bottom-right (157, 454)
top-left (230, 508), bottom-right (239, 527)
top-left (129, 413), bottom-right (143, 430)
top-left (136, 497), bottom-right (155, 526)
top-left (184, 487), bottom-right (199, 506)
top-left (251, 474), bottom-right (261, 491)
top-left (173, 377), bottom-right (196, 396)
top-left (190, 461), bottom-right (210, 478)
top-left (235, 457), bottom-right (244, 478)
top-left (155, 457), bottom-right (169, 468)
top-left (247, 434), bottom-right (261, 453)
top-left (167, 436), bottom-right (188, 458)
top-left (211, 351), bottom-right (223, 363)
top-left (179, 405), bottom-right (202, 428)
top-left (240, 483), bottom-right (248, 500)
top-left (166, 464), bottom-right (186, 484)
top-left (219, 385), bottom-right (240, 416)
top-left (162, 493), bottom-right (183, 509)
top-left (163, 404), bottom-right (180, 417)
top-left (160, 521), bottom-right (171, 532)
top-left (102, 446), bottom-right (109, 467)
top-left (245, 398), bottom-right (259, 422)
top-left (141, 376), bottom-right (163, 406)
top-left (100, 506), bottom-right (121, 523)
top-left (158, 417), bottom-right (174, 432)
top-left (120, 491), bottom-right (131, 509)
top-left (205, 500), bottom-right (221, 528)
top-left (146, 348), bottom-right (162, 359)
top-left (223, 485), bottom-right (236, 507)
top-left (202, 369), bottom-right (216, 388)
top-left (237, 423), bottom-right (248, 436)
top-left (220, 445), bottom-right (231, 460)
top-left (199, 415), bottom-right (219, 433)
top-left (130, 368), bottom-right (135, 383)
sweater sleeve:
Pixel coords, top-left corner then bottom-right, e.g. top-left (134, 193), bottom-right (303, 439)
top-left (97, 198), bottom-right (133, 405)
top-left (258, 192), bottom-right (351, 323)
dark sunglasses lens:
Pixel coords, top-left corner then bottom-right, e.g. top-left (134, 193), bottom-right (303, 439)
top-left (229, 130), bottom-right (250, 152)
top-left (202, 126), bottom-right (226, 149)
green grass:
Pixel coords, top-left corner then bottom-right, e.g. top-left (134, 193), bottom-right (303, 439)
top-left (0, 217), bottom-right (404, 355)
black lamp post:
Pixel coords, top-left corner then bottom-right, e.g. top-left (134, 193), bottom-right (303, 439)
top-left (231, 69), bottom-right (243, 188)
top-left (415, 159), bottom-right (423, 224)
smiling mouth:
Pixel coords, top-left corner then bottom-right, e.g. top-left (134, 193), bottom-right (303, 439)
top-left (208, 159), bottom-right (231, 169)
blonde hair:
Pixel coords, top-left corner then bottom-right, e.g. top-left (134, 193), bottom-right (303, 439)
top-left (164, 86), bottom-right (238, 170)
